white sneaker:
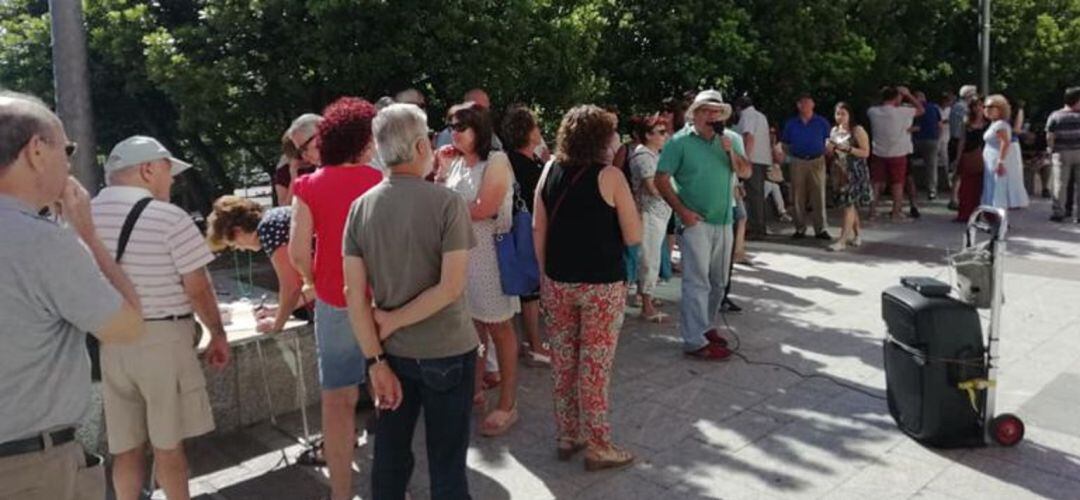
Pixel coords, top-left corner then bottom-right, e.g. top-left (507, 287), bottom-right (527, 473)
top-left (850, 236), bottom-right (862, 247)
top-left (828, 241), bottom-right (847, 252)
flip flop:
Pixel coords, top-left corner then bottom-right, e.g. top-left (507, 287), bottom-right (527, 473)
top-left (640, 311), bottom-right (669, 324)
top-left (523, 350), bottom-right (551, 367)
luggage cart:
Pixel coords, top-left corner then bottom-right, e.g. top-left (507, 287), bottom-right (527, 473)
top-left (959, 205), bottom-right (1024, 447)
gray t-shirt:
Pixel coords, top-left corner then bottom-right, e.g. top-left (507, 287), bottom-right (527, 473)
top-left (343, 175), bottom-right (479, 359)
top-left (0, 195), bottom-right (122, 443)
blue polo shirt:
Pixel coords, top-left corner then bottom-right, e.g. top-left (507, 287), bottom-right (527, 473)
top-left (781, 114), bottom-right (830, 158)
top-left (914, 104), bottom-right (941, 141)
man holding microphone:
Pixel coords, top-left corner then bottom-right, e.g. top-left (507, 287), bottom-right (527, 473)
top-left (656, 90), bottom-right (752, 361)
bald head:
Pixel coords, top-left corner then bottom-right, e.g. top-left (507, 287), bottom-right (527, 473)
top-left (0, 91), bottom-right (61, 170)
top-left (394, 88), bottom-right (426, 107)
top-left (463, 88), bottom-right (490, 109)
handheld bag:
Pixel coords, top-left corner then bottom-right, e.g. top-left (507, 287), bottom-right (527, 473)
top-left (495, 182), bottom-right (540, 295)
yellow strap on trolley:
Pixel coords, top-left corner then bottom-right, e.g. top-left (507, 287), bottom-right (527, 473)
top-left (957, 378), bottom-right (996, 412)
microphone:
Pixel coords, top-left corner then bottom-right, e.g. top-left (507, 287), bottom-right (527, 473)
top-left (710, 121), bottom-right (726, 134)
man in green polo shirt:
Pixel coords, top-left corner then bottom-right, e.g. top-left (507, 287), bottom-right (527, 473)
top-left (657, 90), bottom-right (751, 361)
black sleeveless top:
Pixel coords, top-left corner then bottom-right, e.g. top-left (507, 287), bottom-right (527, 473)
top-left (964, 124), bottom-right (988, 152)
top-left (541, 162), bottom-right (625, 284)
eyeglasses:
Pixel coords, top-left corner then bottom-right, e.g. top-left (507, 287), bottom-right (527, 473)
top-left (16, 135), bottom-right (77, 158)
top-left (449, 121), bottom-right (470, 132)
top-left (297, 135), bottom-right (316, 154)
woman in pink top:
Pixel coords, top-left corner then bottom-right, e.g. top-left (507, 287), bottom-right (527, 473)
top-left (289, 97), bottom-right (383, 500)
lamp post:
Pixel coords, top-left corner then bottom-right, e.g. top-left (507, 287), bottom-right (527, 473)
top-left (980, 0), bottom-right (991, 95)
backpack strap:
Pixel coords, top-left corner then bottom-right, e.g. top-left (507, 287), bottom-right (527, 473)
top-left (116, 198), bottom-right (153, 263)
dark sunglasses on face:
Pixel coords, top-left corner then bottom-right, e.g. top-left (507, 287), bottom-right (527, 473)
top-left (449, 122), bottom-right (470, 132)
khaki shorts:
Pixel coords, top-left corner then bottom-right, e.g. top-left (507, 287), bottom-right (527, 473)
top-left (0, 440), bottom-right (105, 500)
top-left (101, 318), bottom-right (215, 453)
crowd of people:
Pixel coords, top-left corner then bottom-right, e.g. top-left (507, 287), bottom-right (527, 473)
top-left (2, 79), bottom-right (1078, 499)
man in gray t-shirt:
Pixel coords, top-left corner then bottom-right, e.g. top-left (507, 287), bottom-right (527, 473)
top-left (344, 103), bottom-right (479, 499)
top-left (0, 92), bottom-right (143, 500)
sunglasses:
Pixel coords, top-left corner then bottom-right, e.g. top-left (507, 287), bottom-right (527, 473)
top-left (449, 122), bottom-right (470, 132)
top-left (297, 134), bottom-right (316, 153)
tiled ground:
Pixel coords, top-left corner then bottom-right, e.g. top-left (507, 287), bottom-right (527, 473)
top-left (137, 198), bottom-right (1080, 499)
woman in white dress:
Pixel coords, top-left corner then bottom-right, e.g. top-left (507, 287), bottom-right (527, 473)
top-left (981, 95), bottom-right (1030, 210)
top-left (435, 102), bottom-right (521, 436)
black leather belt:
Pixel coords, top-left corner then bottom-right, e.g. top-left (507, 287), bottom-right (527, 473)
top-left (0, 428), bottom-right (76, 458)
top-left (147, 313), bottom-right (194, 322)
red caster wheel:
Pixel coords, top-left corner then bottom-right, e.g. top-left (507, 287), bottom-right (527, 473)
top-left (990, 413), bottom-right (1025, 447)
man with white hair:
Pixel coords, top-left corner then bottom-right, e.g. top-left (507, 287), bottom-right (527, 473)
top-left (91, 136), bottom-right (231, 500)
top-left (656, 90), bottom-right (752, 361)
top-left (0, 91), bottom-right (145, 500)
top-left (344, 103), bottom-right (480, 498)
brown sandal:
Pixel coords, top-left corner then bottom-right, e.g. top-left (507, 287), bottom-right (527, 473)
top-left (584, 446), bottom-right (635, 472)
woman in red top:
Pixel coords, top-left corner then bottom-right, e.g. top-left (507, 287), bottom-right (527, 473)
top-left (289, 97), bottom-right (383, 500)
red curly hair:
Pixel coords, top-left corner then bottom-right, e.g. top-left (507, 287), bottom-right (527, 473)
top-left (317, 97), bottom-right (377, 166)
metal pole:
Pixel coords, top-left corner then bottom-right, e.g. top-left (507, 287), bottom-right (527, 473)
top-left (49, 0), bottom-right (100, 194)
top-left (981, 0), bottom-right (992, 95)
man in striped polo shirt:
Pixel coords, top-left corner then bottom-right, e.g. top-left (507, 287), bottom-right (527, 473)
top-left (91, 136), bottom-right (231, 500)
top-left (1048, 86), bottom-right (1080, 223)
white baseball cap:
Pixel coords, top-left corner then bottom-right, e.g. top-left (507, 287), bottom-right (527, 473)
top-left (104, 135), bottom-right (192, 177)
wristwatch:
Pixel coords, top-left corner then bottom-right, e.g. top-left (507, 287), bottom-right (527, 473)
top-left (366, 353), bottom-right (387, 367)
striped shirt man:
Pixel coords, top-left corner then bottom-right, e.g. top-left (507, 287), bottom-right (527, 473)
top-left (91, 186), bottom-right (214, 318)
top-left (1047, 108), bottom-right (1080, 153)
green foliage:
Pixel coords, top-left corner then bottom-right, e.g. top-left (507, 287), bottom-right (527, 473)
top-left (2, 0), bottom-right (1079, 193)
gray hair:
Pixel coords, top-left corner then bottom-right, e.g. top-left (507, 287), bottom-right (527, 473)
top-left (373, 104), bottom-right (428, 168)
top-left (285, 113), bottom-right (322, 145)
top-left (0, 91), bottom-right (57, 169)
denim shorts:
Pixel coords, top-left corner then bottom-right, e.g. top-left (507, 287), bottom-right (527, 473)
top-left (733, 198), bottom-right (747, 222)
top-left (314, 300), bottom-right (366, 389)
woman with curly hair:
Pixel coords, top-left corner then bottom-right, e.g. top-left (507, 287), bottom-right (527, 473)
top-left (205, 196), bottom-right (312, 331)
top-left (534, 105), bottom-right (642, 471)
top-left (289, 97), bottom-right (383, 500)
top-left (434, 101), bottom-right (522, 437)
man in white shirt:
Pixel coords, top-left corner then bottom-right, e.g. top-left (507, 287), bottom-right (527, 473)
top-left (867, 86), bottom-right (924, 220)
top-left (91, 136), bottom-right (231, 500)
top-left (735, 96), bottom-right (772, 238)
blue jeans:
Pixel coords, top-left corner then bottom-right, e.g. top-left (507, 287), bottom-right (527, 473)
top-left (678, 222), bottom-right (733, 351)
top-left (371, 349), bottom-right (477, 500)
top-left (314, 300), bottom-right (367, 389)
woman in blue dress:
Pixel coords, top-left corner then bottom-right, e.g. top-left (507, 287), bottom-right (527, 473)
top-left (982, 95), bottom-right (1030, 209)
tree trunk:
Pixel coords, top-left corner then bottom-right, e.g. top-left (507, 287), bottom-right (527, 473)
top-left (49, 0), bottom-right (99, 193)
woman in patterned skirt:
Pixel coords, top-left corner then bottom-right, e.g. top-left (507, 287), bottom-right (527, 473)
top-left (826, 102), bottom-right (873, 252)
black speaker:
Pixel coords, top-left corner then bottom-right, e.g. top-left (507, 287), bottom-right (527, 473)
top-left (882, 279), bottom-right (987, 447)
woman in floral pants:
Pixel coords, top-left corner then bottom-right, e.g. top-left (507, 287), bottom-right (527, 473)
top-left (533, 105), bottom-right (642, 471)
